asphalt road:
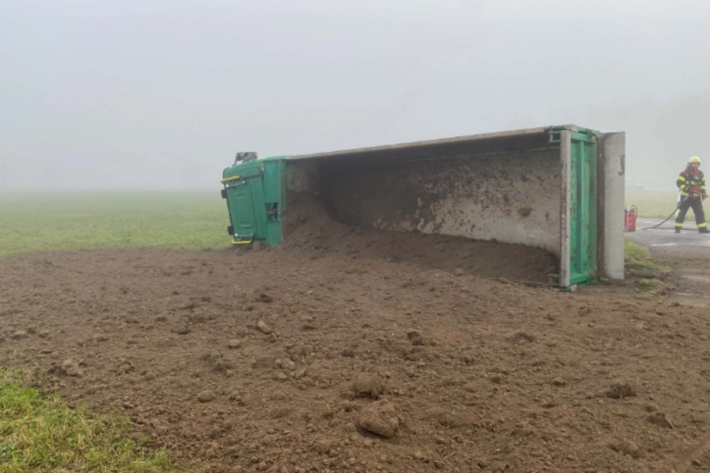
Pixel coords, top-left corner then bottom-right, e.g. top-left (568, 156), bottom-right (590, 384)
top-left (626, 217), bottom-right (710, 253)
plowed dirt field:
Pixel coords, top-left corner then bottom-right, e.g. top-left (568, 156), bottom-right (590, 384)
top-left (2, 240), bottom-right (709, 473)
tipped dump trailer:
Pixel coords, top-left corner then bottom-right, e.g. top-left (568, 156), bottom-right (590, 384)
top-left (220, 125), bottom-right (625, 290)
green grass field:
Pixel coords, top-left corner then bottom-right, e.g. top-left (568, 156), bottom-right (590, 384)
top-left (0, 191), bottom-right (230, 259)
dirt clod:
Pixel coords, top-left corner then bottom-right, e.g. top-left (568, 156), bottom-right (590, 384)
top-left (313, 439), bottom-right (335, 454)
top-left (610, 440), bottom-right (641, 459)
top-left (11, 330), bottom-right (28, 340)
top-left (518, 206), bottom-right (533, 217)
top-left (606, 382), bottom-right (637, 399)
top-left (61, 359), bottom-right (84, 377)
top-left (647, 412), bottom-right (674, 429)
top-left (171, 325), bottom-right (190, 335)
top-left (197, 390), bottom-right (216, 403)
top-left (507, 331), bottom-right (536, 343)
top-left (357, 399), bottom-right (399, 438)
top-left (407, 331), bottom-right (424, 346)
top-left (352, 373), bottom-right (383, 399)
top-left (257, 320), bottom-right (272, 334)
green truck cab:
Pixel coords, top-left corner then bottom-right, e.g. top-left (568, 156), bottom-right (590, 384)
top-left (221, 152), bottom-right (287, 246)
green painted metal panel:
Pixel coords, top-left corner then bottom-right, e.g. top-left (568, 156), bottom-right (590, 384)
top-left (249, 175), bottom-right (268, 241)
top-left (263, 160), bottom-right (285, 246)
top-left (568, 132), bottom-right (598, 286)
top-left (263, 161), bottom-right (283, 203)
top-left (226, 180), bottom-right (258, 239)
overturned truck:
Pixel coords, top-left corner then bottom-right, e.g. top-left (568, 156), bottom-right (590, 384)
top-left (220, 125), bottom-right (625, 290)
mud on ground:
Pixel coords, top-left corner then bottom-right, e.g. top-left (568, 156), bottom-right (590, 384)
top-left (2, 244), bottom-right (710, 473)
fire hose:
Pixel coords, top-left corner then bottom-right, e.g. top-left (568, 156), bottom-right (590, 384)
top-left (640, 208), bottom-right (678, 231)
top-left (641, 190), bottom-right (706, 231)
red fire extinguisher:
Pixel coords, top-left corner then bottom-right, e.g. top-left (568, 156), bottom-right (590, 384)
top-left (624, 205), bottom-right (638, 232)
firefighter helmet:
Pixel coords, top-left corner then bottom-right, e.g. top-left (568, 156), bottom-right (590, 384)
top-left (689, 156), bottom-right (701, 165)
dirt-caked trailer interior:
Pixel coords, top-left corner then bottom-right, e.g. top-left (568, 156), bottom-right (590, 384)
top-left (221, 125), bottom-right (625, 290)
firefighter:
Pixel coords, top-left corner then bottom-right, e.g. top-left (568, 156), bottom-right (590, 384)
top-left (675, 156), bottom-right (709, 233)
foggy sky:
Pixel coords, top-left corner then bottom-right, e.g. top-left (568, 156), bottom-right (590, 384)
top-left (1, 0), bottom-right (709, 190)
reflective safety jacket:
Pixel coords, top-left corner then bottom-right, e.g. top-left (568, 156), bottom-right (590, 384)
top-left (677, 168), bottom-right (707, 197)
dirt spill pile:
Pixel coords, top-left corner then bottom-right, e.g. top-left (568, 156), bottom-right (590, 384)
top-left (1, 248), bottom-right (708, 472)
top-left (282, 191), bottom-right (558, 283)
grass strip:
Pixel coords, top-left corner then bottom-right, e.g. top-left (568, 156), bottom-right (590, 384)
top-left (624, 238), bottom-right (663, 278)
top-left (0, 371), bottom-right (193, 473)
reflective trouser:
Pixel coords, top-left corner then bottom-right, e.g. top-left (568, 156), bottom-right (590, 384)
top-left (675, 196), bottom-right (707, 229)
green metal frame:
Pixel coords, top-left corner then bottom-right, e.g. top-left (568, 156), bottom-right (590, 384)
top-left (568, 131), bottom-right (598, 287)
top-left (548, 125), bottom-right (600, 290)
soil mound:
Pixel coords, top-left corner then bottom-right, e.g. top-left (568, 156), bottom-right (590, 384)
top-left (282, 191), bottom-right (558, 283)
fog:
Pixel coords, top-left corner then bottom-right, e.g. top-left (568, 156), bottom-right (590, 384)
top-left (1, 0), bottom-right (709, 191)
